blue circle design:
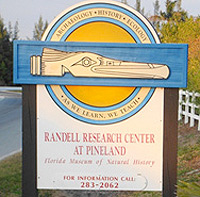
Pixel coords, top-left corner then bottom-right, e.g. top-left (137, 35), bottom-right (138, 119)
top-left (45, 2), bottom-right (157, 124)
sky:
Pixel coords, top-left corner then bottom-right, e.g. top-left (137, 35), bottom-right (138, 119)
top-left (0, 0), bottom-right (199, 39)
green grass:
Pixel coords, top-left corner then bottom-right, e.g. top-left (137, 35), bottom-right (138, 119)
top-left (0, 124), bottom-right (200, 196)
top-left (0, 152), bottom-right (22, 197)
top-left (177, 181), bottom-right (200, 197)
top-left (8, 90), bottom-right (22, 93)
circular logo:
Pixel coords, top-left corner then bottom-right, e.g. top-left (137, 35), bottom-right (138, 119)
top-left (42, 1), bottom-right (160, 124)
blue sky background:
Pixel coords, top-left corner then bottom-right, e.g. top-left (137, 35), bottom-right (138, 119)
top-left (0, 0), bottom-right (199, 39)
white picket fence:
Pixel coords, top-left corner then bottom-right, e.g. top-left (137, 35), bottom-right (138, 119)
top-left (178, 89), bottom-right (200, 131)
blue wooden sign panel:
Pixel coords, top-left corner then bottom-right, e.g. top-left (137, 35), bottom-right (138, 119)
top-left (14, 40), bottom-right (188, 88)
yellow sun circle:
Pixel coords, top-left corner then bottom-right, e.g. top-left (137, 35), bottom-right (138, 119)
top-left (65, 22), bottom-right (136, 107)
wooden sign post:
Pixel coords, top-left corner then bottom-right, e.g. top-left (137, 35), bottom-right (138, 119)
top-left (14, 1), bottom-right (188, 196)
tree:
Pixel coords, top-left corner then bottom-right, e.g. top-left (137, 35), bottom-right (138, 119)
top-left (154, 0), bottom-right (160, 16)
top-left (121, 0), bottom-right (128, 5)
top-left (152, 1), bottom-right (198, 92)
top-left (176, 0), bottom-right (182, 11)
top-left (160, 0), bottom-right (177, 21)
top-left (13, 21), bottom-right (19, 40)
top-left (159, 16), bottom-right (200, 92)
top-left (8, 22), bottom-right (13, 41)
top-left (149, 0), bottom-right (161, 28)
top-left (135, 0), bottom-right (141, 12)
top-left (160, 0), bottom-right (187, 22)
top-left (7, 21), bottom-right (19, 41)
top-left (33, 16), bottom-right (48, 40)
top-left (0, 16), bottom-right (13, 85)
top-left (135, 0), bottom-right (144, 15)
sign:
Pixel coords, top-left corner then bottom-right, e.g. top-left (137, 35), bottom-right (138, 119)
top-left (14, 0), bottom-right (188, 193)
top-left (14, 41), bottom-right (187, 88)
top-left (37, 85), bottom-right (164, 190)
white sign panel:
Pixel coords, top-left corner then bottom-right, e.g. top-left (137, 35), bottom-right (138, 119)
top-left (37, 85), bottom-right (164, 191)
top-left (37, 0), bottom-right (164, 191)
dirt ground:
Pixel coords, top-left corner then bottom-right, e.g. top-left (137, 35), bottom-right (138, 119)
top-left (178, 122), bottom-right (200, 146)
top-left (177, 122), bottom-right (200, 183)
